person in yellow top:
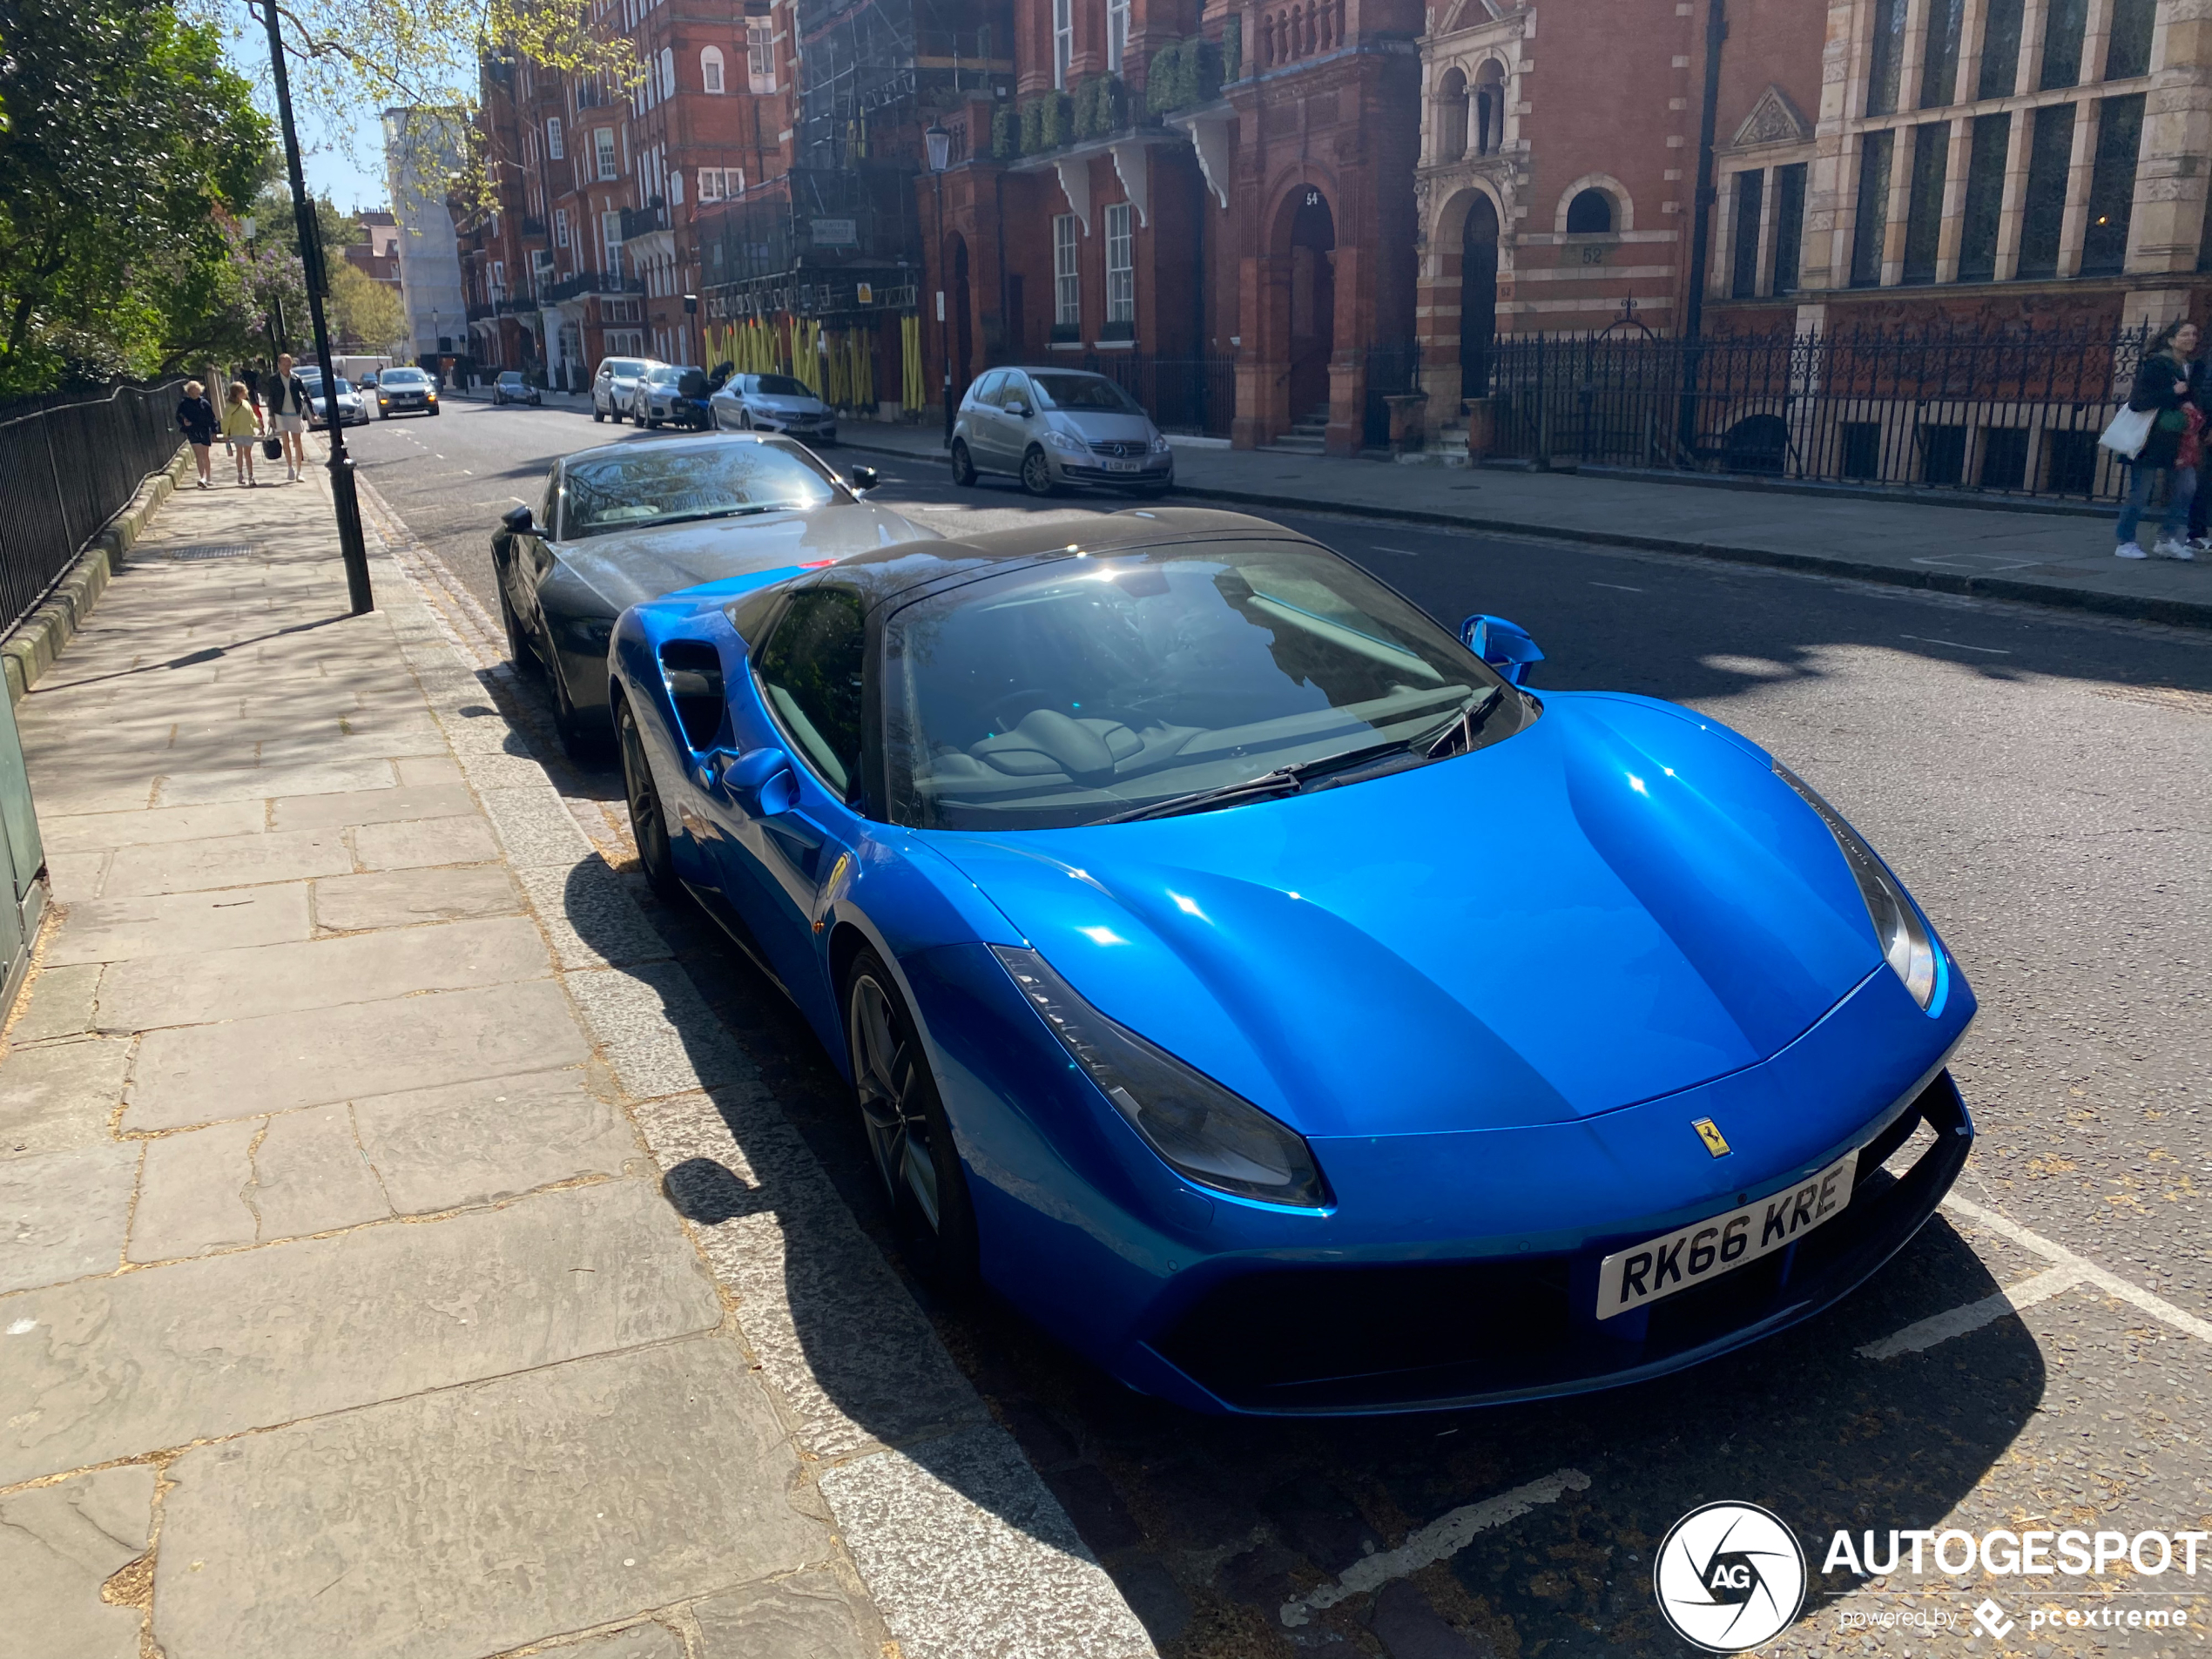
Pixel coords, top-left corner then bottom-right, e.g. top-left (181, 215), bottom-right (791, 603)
top-left (219, 381), bottom-right (263, 487)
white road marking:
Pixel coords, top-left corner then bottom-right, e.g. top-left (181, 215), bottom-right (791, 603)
top-left (1858, 1264), bottom-right (2087, 1359)
top-left (1859, 1195), bottom-right (2212, 1361)
top-left (1590, 581), bottom-right (1643, 591)
top-left (1900, 633), bottom-right (2012, 654)
top-left (1368, 545), bottom-right (1423, 556)
top-left (1279, 1467), bottom-right (1592, 1626)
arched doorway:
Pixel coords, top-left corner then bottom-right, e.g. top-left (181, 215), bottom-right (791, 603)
top-left (1460, 194), bottom-right (1498, 396)
top-left (1287, 188), bottom-right (1336, 422)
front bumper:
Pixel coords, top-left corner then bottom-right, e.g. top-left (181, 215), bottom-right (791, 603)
top-left (907, 939), bottom-right (1974, 1415)
top-left (1049, 450), bottom-right (1173, 487)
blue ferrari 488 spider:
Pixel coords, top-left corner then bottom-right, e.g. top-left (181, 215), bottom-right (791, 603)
top-left (607, 507), bottom-right (1976, 1414)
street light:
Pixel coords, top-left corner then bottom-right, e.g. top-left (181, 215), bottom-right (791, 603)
top-left (925, 120), bottom-right (951, 447)
top-left (250, 0), bottom-right (373, 615)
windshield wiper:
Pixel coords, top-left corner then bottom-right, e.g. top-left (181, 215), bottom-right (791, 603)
top-left (1098, 729), bottom-right (1454, 826)
top-left (1422, 685), bottom-right (1507, 759)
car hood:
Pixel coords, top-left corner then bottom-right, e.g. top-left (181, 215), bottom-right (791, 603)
top-left (733, 394), bottom-right (829, 415)
top-left (916, 693), bottom-right (1888, 1137)
top-left (553, 502), bottom-right (940, 613)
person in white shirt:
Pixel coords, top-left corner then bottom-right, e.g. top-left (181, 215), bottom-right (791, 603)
top-left (271, 353), bottom-right (311, 482)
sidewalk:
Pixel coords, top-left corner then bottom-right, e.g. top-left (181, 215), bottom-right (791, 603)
top-left (0, 472), bottom-right (1152, 1658)
top-left (833, 422), bottom-right (2212, 630)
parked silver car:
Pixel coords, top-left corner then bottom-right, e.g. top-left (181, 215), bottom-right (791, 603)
top-left (709, 372), bottom-right (838, 443)
top-left (950, 368), bottom-right (1172, 497)
top-left (489, 433), bottom-right (914, 754)
top-left (631, 364), bottom-right (713, 429)
top-left (591, 356), bottom-right (662, 424)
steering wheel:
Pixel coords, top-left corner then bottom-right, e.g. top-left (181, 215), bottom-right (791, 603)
top-left (978, 689), bottom-right (1062, 732)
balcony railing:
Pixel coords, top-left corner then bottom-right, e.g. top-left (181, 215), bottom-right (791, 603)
top-left (543, 270), bottom-right (643, 302)
top-left (520, 216), bottom-right (548, 239)
top-left (466, 300), bottom-right (496, 321)
top-left (619, 201), bottom-right (667, 240)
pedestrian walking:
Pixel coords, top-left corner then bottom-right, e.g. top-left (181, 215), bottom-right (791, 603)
top-left (2114, 320), bottom-right (2201, 561)
top-left (219, 382), bottom-right (262, 486)
top-left (270, 352), bottom-right (311, 482)
top-left (177, 381), bottom-right (219, 489)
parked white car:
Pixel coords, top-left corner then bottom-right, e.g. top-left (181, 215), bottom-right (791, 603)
top-left (591, 356), bottom-right (662, 425)
top-left (709, 373), bottom-right (838, 444)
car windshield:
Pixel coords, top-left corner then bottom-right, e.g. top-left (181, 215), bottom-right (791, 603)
top-left (1030, 374), bottom-right (1142, 415)
top-left (606, 360), bottom-right (649, 378)
top-left (747, 374), bottom-right (814, 399)
top-left (330, 379), bottom-right (351, 394)
top-left (649, 367), bottom-right (679, 384)
top-left (383, 370), bottom-right (426, 385)
top-left (559, 440), bottom-right (841, 538)
top-left (499, 373), bottom-right (523, 385)
top-left (884, 542), bottom-right (1521, 830)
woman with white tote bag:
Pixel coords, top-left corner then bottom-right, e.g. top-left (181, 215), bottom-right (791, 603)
top-left (2104, 320), bottom-right (2201, 560)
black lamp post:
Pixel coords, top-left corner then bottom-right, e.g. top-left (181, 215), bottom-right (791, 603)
top-left (925, 120), bottom-right (952, 448)
top-left (252, 0), bottom-right (374, 615)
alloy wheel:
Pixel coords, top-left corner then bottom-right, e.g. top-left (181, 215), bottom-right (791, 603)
top-left (617, 698), bottom-right (681, 900)
top-left (1021, 447), bottom-right (1056, 496)
top-left (848, 972), bottom-right (943, 1233)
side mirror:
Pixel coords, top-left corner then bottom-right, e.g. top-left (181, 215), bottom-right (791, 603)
top-left (1460, 613), bottom-right (1544, 686)
top-left (501, 504), bottom-right (534, 534)
top-left (718, 745), bottom-right (800, 817)
top-left (1003, 400), bottom-right (1030, 418)
top-left (847, 465), bottom-right (879, 494)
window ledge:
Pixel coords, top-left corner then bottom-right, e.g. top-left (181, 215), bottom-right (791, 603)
top-left (1089, 339), bottom-right (1136, 351)
top-left (1049, 341), bottom-right (1088, 351)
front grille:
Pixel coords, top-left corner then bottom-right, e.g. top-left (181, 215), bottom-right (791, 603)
top-left (1150, 1071), bottom-right (1970, 1413)
top-left (1089, 439), bottom-right (1145, 458)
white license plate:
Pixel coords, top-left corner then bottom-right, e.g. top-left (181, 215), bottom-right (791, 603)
top-left (1595, 1149), bottom-right (1859, 1318)
top-left (1103, 458), bottom-right (1142, 473)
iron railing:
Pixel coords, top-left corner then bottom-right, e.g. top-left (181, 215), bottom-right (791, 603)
top-left (1477, 327), bottom-right (2150, 502)
top-left (0, 377), bottom-right (185, 634)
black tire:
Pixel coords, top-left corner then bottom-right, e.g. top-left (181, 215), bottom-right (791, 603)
top-left (645, 412), bottom-right (661, 430)
top-left (428, 405), bottom-right (441, 416)
top-left (844, 948), bottom-right (980, 1292)
top-left (496, 577), bottom-right (537, 676)
top-left (610, 406), bottom-right (624, 425)
top-left (950, 440), bottom-right (978, 487)
top-left (548, 654), bottom-right (607, 761)
top-left (1020, 446), bottom-right (1057, 497)
top-left (616, 694), bottom-right (684, 903)
top-left (593, 405), bottom-right (604, 423)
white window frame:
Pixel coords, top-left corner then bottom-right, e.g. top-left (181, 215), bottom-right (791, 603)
top-left (1104, 202), bottom-right (1135, 323)
top-left (547, 116), bottom-right (564, 160)
top-left (748, 19), bottom-right (776, 93)
top-left (699, 166), bottom-right (724, 202)
top-left (1107, 0), bottom-right (1130, 72)
top-left (1053, 0), bottom-right (1073, 89)
top-left (660, 46), bottom-right (676, 100)
top-left (1054, 212), bottom-right (1081, 326)
top-left (594, 127), bottom-right (617, 181)
top-left (701, 44), bottom-right (725, 93)
top-left (554, 206), bottom-right (570, 247)
top-left (603, 210), bottom-right (624, 279)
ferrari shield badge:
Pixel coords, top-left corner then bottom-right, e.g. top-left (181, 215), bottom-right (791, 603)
top-left (1693, 1118), bottom-right (1732, 1158)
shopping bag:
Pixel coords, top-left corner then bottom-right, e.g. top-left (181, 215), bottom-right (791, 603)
top-left (261, 436), bottom-right (281, 461)
top-left (2099, 405), bottom-right (2154, 459)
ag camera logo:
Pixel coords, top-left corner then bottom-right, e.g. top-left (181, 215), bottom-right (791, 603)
top-left (1655, 1501), bottom-right (1808, 1652)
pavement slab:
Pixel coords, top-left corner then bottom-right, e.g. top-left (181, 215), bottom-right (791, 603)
top-left (347, 812), bottom-right (501, 871)
top-left (153, 755), bottom-right (400, 807)
top-left (0, 1462), bottom-right (156, 1659)
top-left (537, 1626), bottom-right (687, 1659)
top-left (267, 779), bottom-right (476, 831)
top-left (0, 1177), bottom-right (718, 1486)
top-left (309, 862), bottom-right (519, 931)
top-left (8, 961), bottom-right (103, 1042)
top-left (152, 1338), bottom-right (824, 1659)
top-left (125, 978), bottom-right (589, 1129)
top-left (0, 1037), bottom-right (132, 1157)
top-left (100, 825), bottom-right (351, 898)
top-left (248, 1103), bottom-right (392, 1238)
top-left (43, 884), bottom-right (312, 965)
top-left (690, 1565), bottom-right (880, 1659)
top-left (352, 1068), bottom-right (638, 1215)
top-left (37, 799), bottom-right (266, 853)
top-left (96, 914), bottom-right (550, 1031)
top-left (0, 1141), bottom-right (138, 1293)
top-left (512, 859), bottom-right (674, 970)
top-left (129, 1117), bottom-right (259, 1261)
top-left (476, 783), bottom-right (598, 867)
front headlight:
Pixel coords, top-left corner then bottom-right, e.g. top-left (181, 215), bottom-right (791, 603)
top-left (993, 946), bottom-right (1330, 1208)
top-left (1150, 434), bottom-right (1171, 455)
top-left (1042, 428), bottom-right (1085, 454)
top-left (1773, 763), bottom-right (1938, 1008)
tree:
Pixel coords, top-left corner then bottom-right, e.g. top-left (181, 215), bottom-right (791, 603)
top-left (326, 257), bottom-right (404, 351)
top-left (0, 0), bottom-right (272, 395)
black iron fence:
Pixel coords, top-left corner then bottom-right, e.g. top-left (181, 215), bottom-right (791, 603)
top-left (1055, 352), bottom-right (1236, 439)
top-left (1477, 328), bottom-right (2150, 502)
top-left (0, 377), bottom-right (185, 634)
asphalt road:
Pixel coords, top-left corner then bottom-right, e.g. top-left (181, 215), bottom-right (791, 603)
top-left (351, 397), bottom-right (2212, 1658)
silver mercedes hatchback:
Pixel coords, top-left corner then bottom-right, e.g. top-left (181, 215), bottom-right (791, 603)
top-left (950, 368), bottom-right (1173, 497)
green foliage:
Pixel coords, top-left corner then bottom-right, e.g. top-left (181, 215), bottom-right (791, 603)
top-left (1146, 39), bottom-right (1224, 114)
top-left (1019, 97), bottom-right (1045, 155)
top-left (0, 0), bottom-right (273, 395)
top-left (1039, 90), bottom-right (1075, 150)
top-left (327, 258), bottom-right (405, 352)
top-left (1072, 75), bottom-right (1127, 139)
top-left (1224, 15), bottom-right (1244, 85)
top-left (991, 105), bottom-right (1017, 160)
